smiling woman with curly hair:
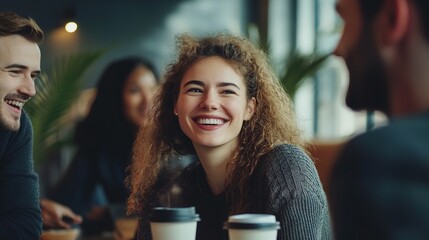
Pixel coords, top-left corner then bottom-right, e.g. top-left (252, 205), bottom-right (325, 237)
top-left (127, 33), bottom-right (332, 240)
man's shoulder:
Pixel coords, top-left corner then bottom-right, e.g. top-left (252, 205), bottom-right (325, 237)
top-left (20, 110), bottom-right (32, 129)
top-left (338, 111), bottom-right (429, 169)
top-left (0, 112), bottom-right (33, 165)
top-left (1, 110), bottom-right (28, 136)
top-left (349, 111), bottom-right (429, 148)
top-left (12, 111), bottom-right (32, 140)
top-left (332, 112), bottom-right (429, 200)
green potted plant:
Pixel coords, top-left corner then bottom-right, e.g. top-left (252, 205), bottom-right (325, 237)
top-left (247, 24), bottom-right (329, 100)
top-left (25, 51), bottom-right (103, 168)
top-left (278, 51), bottom-right (330, 100)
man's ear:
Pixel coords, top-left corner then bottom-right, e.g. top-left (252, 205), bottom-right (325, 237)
top-left (378, 0), bottom-right (410, 45)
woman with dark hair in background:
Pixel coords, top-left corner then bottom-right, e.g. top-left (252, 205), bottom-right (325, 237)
top-left (45, 56), bottom-right (159, 235)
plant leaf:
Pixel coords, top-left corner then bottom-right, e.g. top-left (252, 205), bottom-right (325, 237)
top-left (246, 24), bottom-right (330, 99)
top-left (25, 51), bottom-right (104, 167)
top-left (279, 51), bottom-right (330, 98)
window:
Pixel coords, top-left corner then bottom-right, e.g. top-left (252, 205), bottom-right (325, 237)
top-left (268, 0), bottom-right (387, 140)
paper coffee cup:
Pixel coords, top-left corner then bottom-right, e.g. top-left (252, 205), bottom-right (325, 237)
top-left (224, 214), bottom-right (280, 240)
top-left (150, 207), bottom-right (200, 240)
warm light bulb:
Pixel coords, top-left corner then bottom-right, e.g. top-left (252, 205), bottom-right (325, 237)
top-left (65, 22), bottom-right (78, 33)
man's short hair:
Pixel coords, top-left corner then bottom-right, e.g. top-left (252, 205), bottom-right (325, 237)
top-left (413, 1), bottom-right (429, 41)
top-left (358, 0), bottom-right (384, 23)
top-left (0, 11), bottom-right (44, 44)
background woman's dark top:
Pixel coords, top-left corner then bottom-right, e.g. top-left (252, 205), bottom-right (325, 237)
top-left (48, 120), bottom-right (136, 234)
top-left (48, 57), bottom-right (159, 234)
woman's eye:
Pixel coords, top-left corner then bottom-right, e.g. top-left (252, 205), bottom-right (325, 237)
top-left (128, 87), bottom-right (141, 94)
top-left (221, 89), bottom-right (237, 95)
top-left (186, 88), bottom-right (203, 93)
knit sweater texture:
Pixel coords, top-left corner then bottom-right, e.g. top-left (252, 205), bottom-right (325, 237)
top-left (137, 144), bottom-right (332, 240)
top-left (0, 111), bottom-right (42, 239)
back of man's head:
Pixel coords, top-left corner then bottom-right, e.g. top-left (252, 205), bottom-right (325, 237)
top-left (0, 11), bottom-right (44, 44)
top-left (413, 1), bottom-right (429, 41)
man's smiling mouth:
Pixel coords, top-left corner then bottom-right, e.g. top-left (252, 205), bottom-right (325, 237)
top-left (4, 99), bottom-right (25, 110)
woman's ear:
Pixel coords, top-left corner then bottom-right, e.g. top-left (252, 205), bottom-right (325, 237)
top-left (244, 97), bottom-right (256, 121)
top-left (174, 105), bottom-right (178, 116)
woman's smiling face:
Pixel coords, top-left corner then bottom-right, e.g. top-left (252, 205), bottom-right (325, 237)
top-left (123, 65), bottom-right (157, 126)
top-left (174, 56), bottom-right (255, 151)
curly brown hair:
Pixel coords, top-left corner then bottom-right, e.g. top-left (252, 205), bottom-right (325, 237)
top-left (127, 33), bottom-right (307, 215)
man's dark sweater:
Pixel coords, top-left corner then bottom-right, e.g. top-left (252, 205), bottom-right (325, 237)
top-left (137, 144), bottom-right (332, 240)
top-left (0, 111), bottom-right (42, 239)
top-left (330, 111), bottom-right (429, 239)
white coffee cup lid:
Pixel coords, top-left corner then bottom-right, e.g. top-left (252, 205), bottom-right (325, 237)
top-left (228, 214), bottom-right (276, 223)
top-left (224, 214), bottom-right (280, 230)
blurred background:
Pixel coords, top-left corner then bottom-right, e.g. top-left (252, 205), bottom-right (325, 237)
top-left (2, 0), bottom-right (386, 202)
top-left (3, 0), bottom-right (390, 238)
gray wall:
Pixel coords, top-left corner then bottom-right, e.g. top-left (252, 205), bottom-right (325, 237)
top-left (2, 0), bottom-right (254, 192)
top-left (1, 0), bottom-right (250, 88)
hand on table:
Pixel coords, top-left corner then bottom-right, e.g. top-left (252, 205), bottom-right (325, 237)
top-left (40, 198), bottom-right (83, 229)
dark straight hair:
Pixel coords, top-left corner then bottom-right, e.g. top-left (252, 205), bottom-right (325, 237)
top-left (74, 56), bottom-right (159, 154)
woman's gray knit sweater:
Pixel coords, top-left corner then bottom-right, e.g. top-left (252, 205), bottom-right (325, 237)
top-left (137, 144), bottom-right (332, 240)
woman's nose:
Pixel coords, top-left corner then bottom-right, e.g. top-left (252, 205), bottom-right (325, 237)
top-left (199, 91), bottom-right (219, 110)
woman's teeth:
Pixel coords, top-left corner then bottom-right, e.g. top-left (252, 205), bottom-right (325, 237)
top-left (197, 118), bottom-right (224, 125)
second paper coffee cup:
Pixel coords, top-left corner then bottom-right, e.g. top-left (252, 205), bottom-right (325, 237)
top-left (224, 214), bottom-right (280, 240)
top-left (150, 207), bottom-right (200, 240)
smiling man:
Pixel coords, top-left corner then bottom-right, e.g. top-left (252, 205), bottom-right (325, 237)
top-left (0, 11), bottom-right (44, 239)
top-left (330, 0), bottom-right (429, 239)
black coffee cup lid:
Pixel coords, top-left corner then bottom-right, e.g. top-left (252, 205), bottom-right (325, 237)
top-left (150, 207), bottom-right (201, 222)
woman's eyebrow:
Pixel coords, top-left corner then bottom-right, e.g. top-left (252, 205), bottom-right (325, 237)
top-left (217, 82), bottom-right (240, 90)
top-left (183, 80), bottom-right (204, 87)
top-left (183, 80), bottom-right (240, 90)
